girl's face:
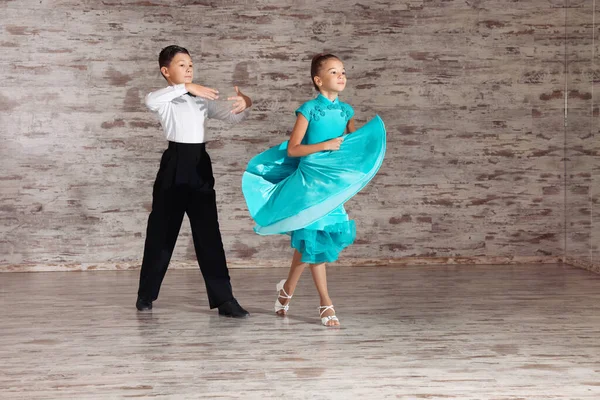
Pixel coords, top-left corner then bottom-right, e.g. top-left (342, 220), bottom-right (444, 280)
top-left (314, 58), bottom-right (346, 93)
top-left (161, 52), bottom-right (194, 85)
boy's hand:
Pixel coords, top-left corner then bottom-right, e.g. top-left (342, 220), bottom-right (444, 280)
top-left (228, 86), bottom-right (252, 114)
top-left (186, 83), bottom-right (219, 100)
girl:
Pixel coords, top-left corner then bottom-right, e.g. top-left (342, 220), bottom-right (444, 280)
top-left (242, 54), bottom-right (386, 326)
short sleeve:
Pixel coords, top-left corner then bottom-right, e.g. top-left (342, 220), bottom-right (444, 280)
top-left (295, 101), bottom-right (312, 122)
top-left (343, 103), bottom-right (355, 121)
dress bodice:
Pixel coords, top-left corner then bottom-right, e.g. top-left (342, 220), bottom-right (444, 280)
top-left (296, 94), bottom-right (355, 145)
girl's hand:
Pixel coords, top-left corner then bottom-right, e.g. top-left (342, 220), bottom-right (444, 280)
top-left (228, 86), bottom-right (252, 114)
top-left (186, 83), bottom-right (219, 100)
top-left (322, 136), bottom-right (344, 151)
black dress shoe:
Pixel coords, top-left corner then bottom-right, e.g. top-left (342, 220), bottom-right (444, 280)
top-left (136, 297), bottom-right (153, 311)
top-left (218, 298), bottom-right (249, 318)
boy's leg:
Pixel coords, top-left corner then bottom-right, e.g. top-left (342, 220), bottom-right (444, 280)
top-left (187, 187), bottom-right (234, 308)
top-left (137, 157), bottom-right (187, 302)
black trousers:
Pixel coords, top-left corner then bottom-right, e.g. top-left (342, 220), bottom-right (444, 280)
top-left (137, 141), bottom-right (233, 309)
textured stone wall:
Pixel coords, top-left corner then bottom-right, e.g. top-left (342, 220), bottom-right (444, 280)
top-left (565, 0), bottom-right (599, 273)
top-left (0, 0), bottom-right (591, 271)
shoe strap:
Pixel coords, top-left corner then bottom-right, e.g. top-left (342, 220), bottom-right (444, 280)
top-left (319, 305), bottom-right (335, 317)
top-left (278, 286), bottom-right (292, 300)
top-left (275, 301), bottom-right (290, 312)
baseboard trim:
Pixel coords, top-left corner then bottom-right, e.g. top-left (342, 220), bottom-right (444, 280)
top-left (563, 257), bottom-right (600, 274)
top-left (0, 255), bottom-right (564, 272)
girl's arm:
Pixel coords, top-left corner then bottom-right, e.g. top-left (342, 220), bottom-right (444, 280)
top-left (346, 118), bottom-right (356, 133)
top-left (287, 115), bottom-right (343, 157)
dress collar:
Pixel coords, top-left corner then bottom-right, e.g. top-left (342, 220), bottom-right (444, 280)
top-left (316, 93), bottom-right (339, 105)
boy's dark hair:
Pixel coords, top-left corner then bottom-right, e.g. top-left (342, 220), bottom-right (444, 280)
top-left (310, 53), bottom-right (340, 91)
top-left (158, 45), bottom-right (190, 77)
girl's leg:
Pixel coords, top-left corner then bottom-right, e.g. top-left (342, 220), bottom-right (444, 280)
top-left (309, 263), bottom-right (340, 326)
top-left (276, 249), bottom-right (307, 315)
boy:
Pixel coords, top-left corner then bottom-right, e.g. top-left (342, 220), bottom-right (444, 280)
top-left (136, 45), bottom-right (251, 318)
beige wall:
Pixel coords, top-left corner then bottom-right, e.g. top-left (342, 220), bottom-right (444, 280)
top-left (0, 0), bottom-right (594, 271)
top-left (565, 1), bottom-right (599, 273)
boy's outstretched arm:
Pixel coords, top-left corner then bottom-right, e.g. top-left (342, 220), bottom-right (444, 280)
top-left (206, 86), bottom-right (252, 124)
top-left (145, 83), bottom-right (219, 112)
top-left (145, 84), bottom-right (188, 112)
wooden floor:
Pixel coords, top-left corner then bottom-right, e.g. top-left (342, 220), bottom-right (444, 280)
top-left (1, 264), bottom-right (599, 399)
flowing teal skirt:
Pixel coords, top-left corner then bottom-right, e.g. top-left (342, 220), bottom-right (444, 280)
top-left (242, 115), bottom-right (386, 263)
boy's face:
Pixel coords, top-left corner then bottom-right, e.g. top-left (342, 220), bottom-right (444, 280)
top-left (161, 52), bottom-right (193, 85)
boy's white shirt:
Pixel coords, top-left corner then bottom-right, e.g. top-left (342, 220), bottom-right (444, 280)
top-left (145, 83), bottom-right (250, 144)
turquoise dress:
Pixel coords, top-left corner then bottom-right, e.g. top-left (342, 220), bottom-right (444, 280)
top-left (242, 94), bottom-right (386, 263)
